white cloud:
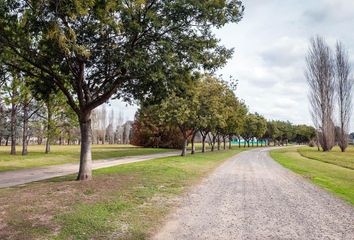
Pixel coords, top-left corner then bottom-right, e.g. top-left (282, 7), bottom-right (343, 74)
top-left (111, 0), bottom-right (354, 131)
top-left (213, 0), bottom-right (354, 131)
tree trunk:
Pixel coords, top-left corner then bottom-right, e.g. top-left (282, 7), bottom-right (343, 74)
top-left (181, 137), bottom-right (188, 156)
top-left (211, 135), bottom-right (216, 151)
top-left (10, 95), bottom-right (17, 155)
top-left (45, 102), bottom-right (52, 154)
top-left (223, 136), bottom-right (226, 150)
top-left (77, 111), bottom-right (93, 180)
top-left (229, 135), bottom-right (232, 149)
top-left (45, 139), bottom-right (50, 153)
top-left (201, 134), bottom-right (207, 153)
top-left (247, 141), bottom-right (250, 147)
top-left (217, 135), bottom-right (221, 150)
top-left (191, 131), bottom-right (197, 154)
top-left (22, 99), bottom-right (29, 156)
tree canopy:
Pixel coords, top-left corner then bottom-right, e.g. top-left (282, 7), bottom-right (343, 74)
top-left (0, 0), bottom-right (245, 180)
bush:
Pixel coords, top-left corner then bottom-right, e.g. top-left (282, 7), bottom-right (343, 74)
top-left (130, 107), bottom-right (184, 149)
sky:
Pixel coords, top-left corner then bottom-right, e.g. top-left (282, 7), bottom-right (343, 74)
top-left (108, 0), bottom-right (354, 130)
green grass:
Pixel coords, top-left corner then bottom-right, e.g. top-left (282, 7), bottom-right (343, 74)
top-left (0, 144), bottom-right (172, 172)
top-left (298, 146), bottom-right (354, 170)
top-left (270, 147), bottom-right (354, 205)
top-left (0, 148), bottom-right (246, 240)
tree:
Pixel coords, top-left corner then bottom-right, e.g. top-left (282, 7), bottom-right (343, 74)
top-left (334, 42), bottom-right (353, 152)
top-left (131, 106), bottom-right (184, 149)
top-left (21, 78), bottom-right (41, 155)
top-left (253, 113), bottom-right (267, 146)
top-left (275, 120), bottom-right (293, 146)
top-left (241, 113), bottom-right (258, 147)
top-left (196, 76), bottom-right (225, 152)
top-left (292, 124), bottom-right (316, 145)
top-left (21, 79), bottom-right (30, 155)
top-left (264, 121), bottom-right (279, 146)
top-left (306, 36), bottom-right (335, 151)
top-left (159, 92), bottom-right (199, 156)
top-left (29, 77), bottom-right (66, 153)
top-left (0, 1), bottom-right (244, 180)
top-left (2, 72), bottom-right (21, 155)
top-left (197, 76), bottom-right (229, 152)
top-left (106, 109), bottom-right (114, 144)
top-left (221, 89), bottom-right (247, 150)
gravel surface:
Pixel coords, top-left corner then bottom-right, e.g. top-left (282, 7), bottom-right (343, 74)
top-left (0, 152), bottom-right (178, 188)
top-left (153, 148), bottom-right (354, 240)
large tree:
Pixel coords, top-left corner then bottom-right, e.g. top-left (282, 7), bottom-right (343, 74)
top-left (158, 91), bottom-right (199, 156)
top-left (220, 86), bottom-right (247, 149)
top-left (241, 113), bottom-right (258, 147)
top-left (253, 113), bottom-right (267, 146)
top-left (197, 76), bottom-right (226, 152)
top-left (2, 72), bottom-right (21, 155)
top-left (334, 42), bottom-right (353, 152)
top-left (0, 0), bottom-right (244, 180)
top-left (306, 36), bottom-right (335, 151)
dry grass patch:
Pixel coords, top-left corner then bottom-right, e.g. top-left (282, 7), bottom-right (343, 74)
top-left (0, 149), bottom-right (245, 240)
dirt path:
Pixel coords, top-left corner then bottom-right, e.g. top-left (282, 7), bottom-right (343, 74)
top-left (0, 152), bottom-right (178, 188)
top-left (153, 148), bottom-right (354, 240)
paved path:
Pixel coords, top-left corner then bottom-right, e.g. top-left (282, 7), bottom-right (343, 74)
top-left (154, 148), bottom-right (354, 240)
top-left (0, 152), bottom-right (178, 188)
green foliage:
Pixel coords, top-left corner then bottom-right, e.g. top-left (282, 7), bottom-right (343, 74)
top-left (0, 0), bottom-right (245, 112)
top-left (0, 0), bottom-right (244, 175)
top-left (241, 113), bottom-right (265, 142)
top-left (131, 106), bottom-right (185, 148)
top-left (159, 91), bottom-right (199, 138)
top-left (264, 120), bottom-right (316, 145)
top-left (293, 124), bottom-right (316, 144)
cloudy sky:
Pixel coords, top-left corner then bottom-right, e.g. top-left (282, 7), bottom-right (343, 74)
top-left (109, 0), bottom-right (354, 129)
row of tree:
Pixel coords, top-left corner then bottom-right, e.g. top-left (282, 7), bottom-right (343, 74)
top-left (0, 1), bottom-right (246, 180)
top-left (132, 75), bottom-right (316, 155)
top-left (0, 73), bottom-right (78, 155)
top-left (0, 77), bottom-right (134, 155)
top-left (306, 36), bottom-right (353, 152)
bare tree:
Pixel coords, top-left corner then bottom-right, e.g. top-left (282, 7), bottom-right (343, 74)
top-left (107, 109), bottom-right (114, 144)
top-left (306, 36), bottom-right (336, 151)
top-left (335, 42), bottom-right (353, 152)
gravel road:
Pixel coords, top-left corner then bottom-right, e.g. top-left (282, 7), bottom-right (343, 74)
top-left (153, 148), bottom-right (354, 240)
top-left (0, 151), bottom-right (178, 188)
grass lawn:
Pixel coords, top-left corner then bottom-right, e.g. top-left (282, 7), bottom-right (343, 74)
top-left (270, 146), bottom-right (354, 205)
top-left (298, 146), bottom-right (354, 170)
top-left (0, 148), bottom-right (245, 240)
top-left (0, 144), bottom-right (172, 172)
